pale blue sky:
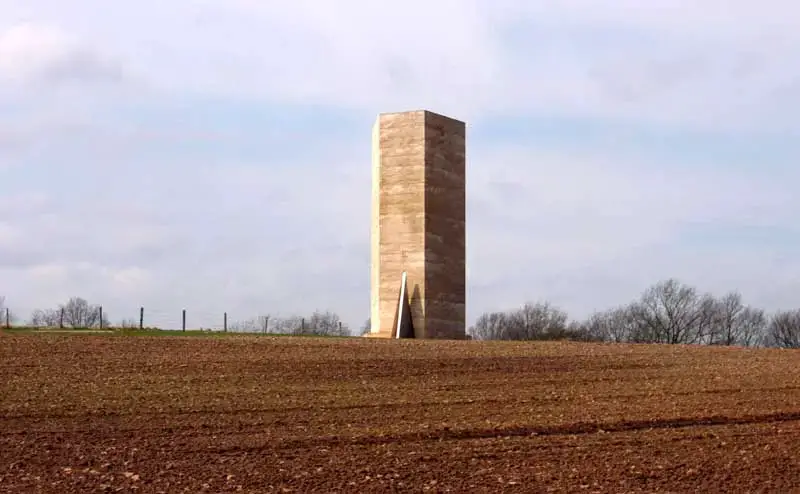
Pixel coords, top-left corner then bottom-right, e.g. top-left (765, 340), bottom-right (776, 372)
top-left (2, 0), bottom-right (800, 330)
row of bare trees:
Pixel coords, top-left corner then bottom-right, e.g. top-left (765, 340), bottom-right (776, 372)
top-left (2, 295), bottom-right (351, 336)
top-left (468, 301), bottom-right (577, 341)
top-left (28, 297), bottom-right (111, 329)
top-left (5, 279), bottom-right (800, 347)
top-left (227, 310), bottom-right (350, 336)
top-left (469, 279), bottom-right (799, 348)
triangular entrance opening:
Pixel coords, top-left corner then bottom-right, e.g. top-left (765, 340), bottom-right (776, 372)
top-left (393, 271), bottom-right (415, 339)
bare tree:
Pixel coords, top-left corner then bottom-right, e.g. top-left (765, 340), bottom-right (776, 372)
top-left (767, 309), bottom-right (800, 349)
top-left (274, 315), bottom-right (301, 334)
top-left (61, 297), bottom-right (108, 328)
top-left (563, 320), bottom-right (605, 342)
top-left (627, 279), bottom-right (716, 344)
top-left (295, 310), bottom-right (349, 336)
top-left (241, 311), bottom-right (347, 336)
top-left (209, 311), bottom-right (350, 336)
top-left (707, 292), bottom-right (767, 347)
top-left (469, 302), bottom-right (569, 341)
top-left (360, 318), bottom-right (371, 336)
top-left (225, 315), bottom-right (280, 333)
top-left (29, 297), bottom-right (109, 329)
top-left (469, 311), bottom-right (513, 340)
top-left (579, 306), bottom-right (638, 343)
top-left (228, 316), bottom-right (262, 333)
top-left (514, 302), bottom-right (569, 340)
top-left (29, 308), bottom-right (60, 327)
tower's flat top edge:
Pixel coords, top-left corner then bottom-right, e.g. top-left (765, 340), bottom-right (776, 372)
top-left (377, 109), bottom-right (464, 123)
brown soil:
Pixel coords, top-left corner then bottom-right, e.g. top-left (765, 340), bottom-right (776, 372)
top-left (1, 335), bottom-right (799, 493)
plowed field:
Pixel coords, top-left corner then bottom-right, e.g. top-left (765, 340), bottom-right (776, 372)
top-left (1, 334), bottom-right (799, 493)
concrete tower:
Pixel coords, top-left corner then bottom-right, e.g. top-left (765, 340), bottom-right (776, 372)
top-left (369, 110), bottom-right (466, 339)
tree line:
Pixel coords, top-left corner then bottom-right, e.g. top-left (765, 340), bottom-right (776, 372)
top-left (1, 296), bottom-right (350, 337)
top-left (469, 278), bottom-right (799, 348)
top-left (5, 278), bottom-right (800, 348)
top-left (225, 310), bottom-right (350, 336)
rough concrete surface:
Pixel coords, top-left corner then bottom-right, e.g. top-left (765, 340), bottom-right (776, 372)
top-left (370, 110), bottom-right (466, 339)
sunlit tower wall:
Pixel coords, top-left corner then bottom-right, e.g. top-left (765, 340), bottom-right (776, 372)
top-left (369, 110), bottom-right (466, 339)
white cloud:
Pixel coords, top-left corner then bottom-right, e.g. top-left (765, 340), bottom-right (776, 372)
top-left (97, 0), bottom-right (800, 130)
top-left (471, 145), bottom-right (796, 227)
top-left (5, 261), bottom-right (154, 317)
top-left (27, 262), bottom-right (68, 280)
top-left (465, 141), bottom-right (800, 312)
top-left (507, 1), bottom-right (798, 35)
top-left (0, 22), bottom-right (123, 87)
top-left (3, 125), bottom-right (800, 327)
top-left (1, 0), bottom-right (800, 330)
top-left (0, 221), bottom-right (22, 247)
top-left (3, 1), bottom-right (799, 130)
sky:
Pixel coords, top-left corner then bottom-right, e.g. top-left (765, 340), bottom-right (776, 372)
top-left (2, 1), bottom-right (800, 331)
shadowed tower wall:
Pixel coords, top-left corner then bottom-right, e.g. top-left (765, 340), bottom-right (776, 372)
top-left (370, 110), bottom-right (466, 339)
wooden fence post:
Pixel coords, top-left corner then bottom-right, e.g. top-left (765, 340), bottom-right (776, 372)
top-left (99, 306), bottom-right (103, 329)
top-left (139, 307), bottom-right (144, 330)
top-left (182, 309), bottom-right (186, 332)
top-left (223, 312), bottom-right (228, 332)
